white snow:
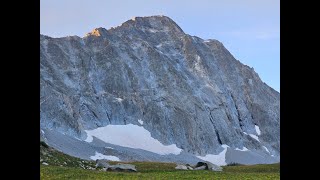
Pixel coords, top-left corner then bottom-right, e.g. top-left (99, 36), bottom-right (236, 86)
top-left (148, 29), bottom-right (158, 33)
top-left (262, 146), bottom-right (270, 153)
top-left (156, 43), bottom-right (162, 48)
top-left (204, 40), bottom-right (211, 43)
top-left (243, 131), bottom-right (260, 142)
top-left (138, 119), bottom-right (144, 125)
top-left (114, 97), bottom-right (123, 102)
top-left (249, 134), bottom-right (260, 142)
top-left (90, 152), bottom-right (120, 161)
top-left (41, 130), bottom-right (45, 134)
top-left (248, 79), bottom-right (253, 85)
top-left (85, 124), bottom-right (182, 155)
top-left (106, 147), bottom-right (114, 149)
top-left (85, 133), bottom-right (93, 142)
top-left (196, 144), bottom-right (229, 166)
top-left (196, 55), bottom-right (201, 61)
top-left (255, 125), bottom-right (261, 135)
top-left (194, 55), bottom-right (205, 76)
top-left (235, 147), bottom-right (249, 151)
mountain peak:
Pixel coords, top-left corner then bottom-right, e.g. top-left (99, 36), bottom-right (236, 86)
top-left (41, 15), bottom-right (279, 165)
top-left (114, 15), bottom-right (184, 34)
top-left (85, 27), bottom-right (108, 37)
top-left (131, 15), bottom-right (169, 21)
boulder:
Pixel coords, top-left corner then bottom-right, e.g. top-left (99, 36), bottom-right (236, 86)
top-left (175, 164), bottom-right (188, 170)
top-left (194, 161), bottom-right (222, 171)
top-left (96, 159), bottom-right (110, 168)
top-left (194, 165), bottom-right (206, 170)
top-left (194, 162), bottom-right (208, 170)
top-left (108, 163), bottom-right (137, 172)
top-left (187, 165), bottom-right (194, 170)
top-left (205, 161), bottom-right (223, 171)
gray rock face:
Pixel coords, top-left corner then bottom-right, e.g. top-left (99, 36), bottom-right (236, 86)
top-left (40, 15), bottom-right (280, 163)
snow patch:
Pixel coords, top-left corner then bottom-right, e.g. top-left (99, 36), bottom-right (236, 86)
top-left (243, 132), bottom-right (248, 135)
top-left (196, 55), bottom-right (201, 61)
top-left (262, 146), bottom-right (270, 153)
top-left (138, 119), bottom-right (144, 125)
top-left (249, 134), bottom-right (260, 142)
top-left (196, 144), bottom-right (229, 166)
top-left (85, 124), bottom-right (182, 155)
top-left (90, 152), bottom-right (120, 161)
top-left (255, 125), bottom-right (261, 135)
top-left (114, 97), bottom-right (123, 102)
top-left (148, 29), bottom-right (158, 33)
top-left (194, 55), bottom-right (205, 76)
top-left (235, 147), bottom-right (249, 151)
top-left (41, 130), bottom-right (45, 134)
top-left (105, 147), bottom-right (114, 149)
top-left (248, 79), bottom-right (253, 85)
top-left (85, 134), bottom-right (93, 142)
top-left (74, 137), bottom-right (82, 141)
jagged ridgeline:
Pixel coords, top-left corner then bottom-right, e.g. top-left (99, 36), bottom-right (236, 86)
top-left (40, 15), bottom-right (279, 165)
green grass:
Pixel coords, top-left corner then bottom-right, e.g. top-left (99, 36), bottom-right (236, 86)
top-left (40, 142), bottom-right (279, 179)
top-left (40, 141), bottom-right (95, 169)
top-left (41, 162), bottom-right (279, 179)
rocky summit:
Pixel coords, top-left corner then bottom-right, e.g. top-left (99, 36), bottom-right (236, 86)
top-left (40, 15), bottom-right (280, 165)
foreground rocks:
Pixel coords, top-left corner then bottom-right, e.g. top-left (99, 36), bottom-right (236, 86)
top-left (96, 159), bottom-right (137, 172)
top-left (175, 161), bottom-right (222, 171)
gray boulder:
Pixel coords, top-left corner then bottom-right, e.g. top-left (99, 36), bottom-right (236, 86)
top-left (205, 161), bottom-right (223, 171)
top-left (186, 165), bottom-right (194, 170)
top-left (175, 164), bottom-right (188, 170)
top-left (194, 165), bottom-right (206, 170)
top-left (194, 161), bottom-right (222, 171)
top-left (108, 163), bottom-right (137, 172)
top-left (96, 159), bottom-right (110, 168)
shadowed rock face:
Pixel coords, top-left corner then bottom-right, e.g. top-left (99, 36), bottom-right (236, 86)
top-left (40, 15), bottom-right (279, 160)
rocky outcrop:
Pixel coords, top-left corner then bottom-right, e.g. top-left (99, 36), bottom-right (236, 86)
top-left (175, 164), bottom-right (188, 170)
top-left (195, 161), bottom-right (222, 171)
top-left (96, 159), bottom-right (110, 168)
top-left (175, 161), bottom-right (222, 171)
top-left (96, 159), bottom-right (137, 172)
top-left (40, 15), bottom-right (280, 164)
top-left (107, 164), bottom-right (137, 172)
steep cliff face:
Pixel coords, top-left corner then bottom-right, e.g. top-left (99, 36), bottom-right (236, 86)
top-left (40, 15), bottom-right (279, 164)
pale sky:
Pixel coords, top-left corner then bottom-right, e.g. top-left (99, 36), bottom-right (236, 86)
top-left (40, 0), bottom-right (280, 92)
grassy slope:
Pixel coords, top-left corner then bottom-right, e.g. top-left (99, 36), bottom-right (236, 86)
top-left (40, 142), bottom-right (280, 179)
top-left (41, 163), bottom-right (279, 179)
top-left (40, 141), bottom-right (95, 169)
